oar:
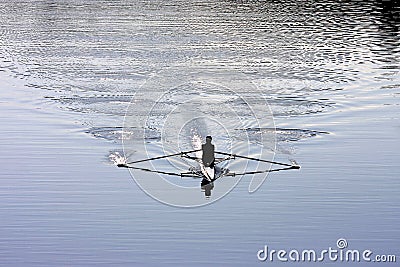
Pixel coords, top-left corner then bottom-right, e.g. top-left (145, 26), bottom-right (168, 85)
top-left (225, 166), bottom-right (299, 176)
top-left (117, 164), bottom-right (184, 177)
top-left (125, 149), bottom-right (201, 165)
top-left (215, 151), bottom-right (300, 168)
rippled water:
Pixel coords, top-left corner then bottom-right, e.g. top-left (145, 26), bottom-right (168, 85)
top-left (0, 0), bottom-right (399, 266)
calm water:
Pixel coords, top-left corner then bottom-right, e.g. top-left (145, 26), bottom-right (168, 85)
top-left (0, 0), bottom-right (399, 266)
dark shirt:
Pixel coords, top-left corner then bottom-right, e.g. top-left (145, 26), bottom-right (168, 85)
top-left (202, 143), bottom-right (215, 167)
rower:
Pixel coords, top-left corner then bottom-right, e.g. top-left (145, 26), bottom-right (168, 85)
top-left (202, 136), bottom-right (215, 167)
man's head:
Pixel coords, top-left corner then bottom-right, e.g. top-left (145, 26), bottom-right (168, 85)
top-left (206, 136), bottom-right (212, 143)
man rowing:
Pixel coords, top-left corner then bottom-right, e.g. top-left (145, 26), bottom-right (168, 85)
top-left (202, 136), bottom-right (215, 167)
top-left (117, 135), bottom-right (300, 198)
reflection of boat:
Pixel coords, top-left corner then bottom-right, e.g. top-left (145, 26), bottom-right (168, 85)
top-left (117, 138), bottom-right (300, 197)
top-left (201, 180), bottom-right (214, 198)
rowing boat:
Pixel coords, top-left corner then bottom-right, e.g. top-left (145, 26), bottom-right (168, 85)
top-left (117, 148), bottom-right (300, 181)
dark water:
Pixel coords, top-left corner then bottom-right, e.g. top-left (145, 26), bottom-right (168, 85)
top-left (0, 0), bottom-right (399, 266)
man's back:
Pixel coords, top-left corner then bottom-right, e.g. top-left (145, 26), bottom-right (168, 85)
top-left (202, 142), bottom-right (215, 167)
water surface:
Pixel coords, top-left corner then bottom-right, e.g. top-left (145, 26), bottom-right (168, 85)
top-left (0, 0), bottom-right (399, 266)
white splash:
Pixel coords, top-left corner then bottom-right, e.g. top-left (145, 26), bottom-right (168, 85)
top-left (109, 152), bottom-right (127, 165)
top-left (191, 130), bottom-right (203, 159)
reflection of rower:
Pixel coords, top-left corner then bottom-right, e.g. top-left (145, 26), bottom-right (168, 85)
top-left (201, 179), bottom-right (214, 198)
top-left (202, 136), bottom-right (215, 167)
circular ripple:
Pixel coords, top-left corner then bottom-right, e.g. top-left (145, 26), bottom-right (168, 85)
top-left (123, 65), bottom-right (276, 207)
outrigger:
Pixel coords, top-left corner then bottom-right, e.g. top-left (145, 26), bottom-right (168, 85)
top-left (117, 136), bottom-right (300, 196)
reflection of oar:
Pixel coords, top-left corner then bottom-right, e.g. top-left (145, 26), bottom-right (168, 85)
top-left (215, 151), bottom-right (300, 168)
top-left (125, 149), bottom-right (201, 165)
